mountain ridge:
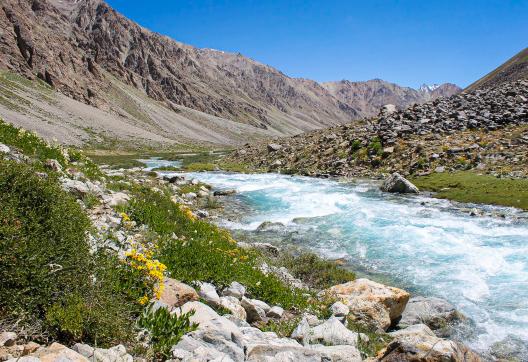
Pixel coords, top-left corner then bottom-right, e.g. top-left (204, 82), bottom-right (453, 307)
top-left (0, 0), bottom-right (460, 147)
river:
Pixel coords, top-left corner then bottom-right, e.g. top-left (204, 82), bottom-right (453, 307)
top-left (155, 162), bottom-right (528, 356)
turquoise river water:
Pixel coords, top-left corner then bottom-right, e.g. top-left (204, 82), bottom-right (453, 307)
top-left (154, 162), bottom-right (528, 356)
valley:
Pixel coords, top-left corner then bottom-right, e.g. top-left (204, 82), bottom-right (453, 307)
top-left (0, 0), bottom-right (527, 361)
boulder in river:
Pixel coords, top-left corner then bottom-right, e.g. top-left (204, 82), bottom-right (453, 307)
top-left (380, 172), bottom-right (419, 194)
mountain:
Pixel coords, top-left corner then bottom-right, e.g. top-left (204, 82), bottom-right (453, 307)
top-left (321, 79), bottom-right (461, 118)
top-left (0, 0), bottom-right (459, 148)
top-left (465, 47), bottom-right (528, 92)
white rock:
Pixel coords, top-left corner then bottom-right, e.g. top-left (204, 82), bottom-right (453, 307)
top-left (380, 172), bottom-right (419, 194)
top-left (309, 344), bottom-right (362, 362)
top-left (73, 343), bottom-right (133, 362)
top-left (267, 306), bottom-right (284, 319)
top-left (103, 192), bottom-right (130, 207)
top-left (294, 317), bottom-right (361, 347)
top-left (222, 281), bottom-right (246, 299)
top-left (241, 297), bottom-right (268, 323)
top-left (0, 143), bottom-right (11, 154)
top-left (219, 296), bottom-right (247, 321)
top-left (0, 332), bottom-right (16, 347)
top-left (198, 282), bottom-right (220, 307)
top-left (330, 301), bottom-right (350, 317)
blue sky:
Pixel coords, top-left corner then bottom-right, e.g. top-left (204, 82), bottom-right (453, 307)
top-left (106, 0), bottom-right (527, 88)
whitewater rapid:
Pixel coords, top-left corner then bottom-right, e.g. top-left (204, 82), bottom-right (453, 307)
top-left (176, 171), bottom-right (528, 355)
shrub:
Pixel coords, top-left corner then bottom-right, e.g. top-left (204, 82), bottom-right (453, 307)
top-left (368, 137), bottom-right (383, 156)
top-left (138, 303), bottom-right (198, 360)
top-left (277, 251), bottom-right (355, 290)
top-left (0, 160), bottom-right (150, 346)
top-left (0, 160), bottom-right (91, 318)
top-left (183, 162), bottom-right (216, 172)
top-left (350, 140), bottom-right (362, 152)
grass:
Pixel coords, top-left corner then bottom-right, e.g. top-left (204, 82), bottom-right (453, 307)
top-left (0, 119), bottom-right (66, 165)
top-left (276, 251), bottom-right (355, 290)
top-left (347, 318), bottom-right (393, 359)
top-left (0, 118), bottom-right (103, 179)
top-left (121, 185), bottom-right (311, 310)
top-left (89, 154), bottom-right (146, 169)
top-left (411, 171), bottom-right (528, 210)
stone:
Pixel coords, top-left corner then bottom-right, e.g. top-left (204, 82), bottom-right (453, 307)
top-left (267, 306), bottom-right (284, 320)
top-left (213, 189), bottom-right (237, 196)
top-left (324, 278), bottom-right (410, 331)
top-left (22, 342), bottom-right (40, 356)
top-left (241, 297), bottom-right (268, 323)
top-left (23, 342), bottom-right (89, 361)
top-left (267, 143), bottom-right (283, 152)
top-left (381, 324), bottom-right (481, 362)
top-left (222, 281), bottom-right (246, 299)
top-left (381, 104), bottom-right (397, 115)
top-left (256, 221), bottom-right (285, 233)
top-left (380, 172), bottom-right (419, 194)
top-left (0, 143), bottom-right (11, 154)
top-left (183, 192), bottom-right (197, 199)
top-left (241, 327), bottom-right (322, 362)
top-left (219, 296), bottom-right (247, 321)
top-left (490, 334), bottom-right (528, 362)
top-left (399, 296), bottom-right (465, 336)
top-left (382, 146), bottom-right (395, 154)
top-left (0, 332), bottom-right (17, 347)
top-left (158, 277), bottom-right (199, 309)
top-left (435, 166), bottom-right (445, 173)
top-left (72, 343), bottom-right (133, 362)
top-left (309, 345), bottom-right (362, 362)
top-left (330, 301), bottom-right (349, 317)
top-left (44, 159), bottom-right (62, 172)
top-left (198, 282), bottom-right (221, 307)
top-left (175, 301), bottom-right (243, 344)
top-left (292, 316), bottom-right (361, 347)
top-left (172, 334), bottom-right (240, 361)
top-left (247, 242), bottom-right (280, 256)
top-left (197, 190), bottom-right (209, 198)
top-left (103, 192), bottom-right (130, 207)
top-left (61, 179), bottom-right (89, 197)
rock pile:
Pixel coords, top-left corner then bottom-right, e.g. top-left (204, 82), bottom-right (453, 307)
top-left (374, 79), bottom-right (528, 144)
top-left (229, 80), bottom-right (528, 178)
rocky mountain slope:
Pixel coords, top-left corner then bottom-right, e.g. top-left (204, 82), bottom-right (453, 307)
top-left (322, 79), bottom-right (460, 118)
top-left (466, 47), bottom-right (528, 92)
top-left (0, 0), bottom-right (459, 147)
top-left (229, 79), bottom-right (528, 178)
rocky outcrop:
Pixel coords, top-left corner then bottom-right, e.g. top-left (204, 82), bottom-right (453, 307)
top-left (324, 278), bottom-right (410, 331)
top-left (172, 300), bottom-right (363, 362)
top-left (399, 296), bottom-right (466, 337)
top-left (379, 324), bottom-right (481, 362)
